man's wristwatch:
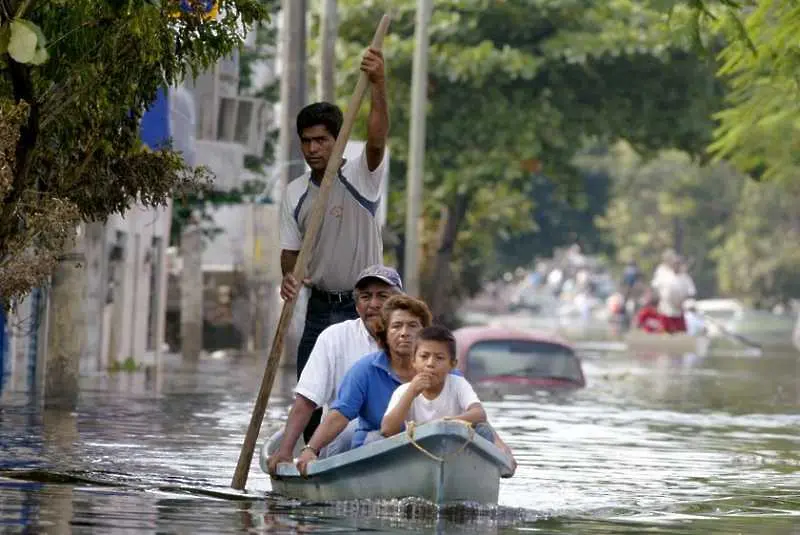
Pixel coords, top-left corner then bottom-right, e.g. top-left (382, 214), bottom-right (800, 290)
top-left (301, 445), bottom-right (319, 456)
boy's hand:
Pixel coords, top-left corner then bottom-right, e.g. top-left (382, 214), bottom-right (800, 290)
top-left (410, 372), bottom-right (433, 395)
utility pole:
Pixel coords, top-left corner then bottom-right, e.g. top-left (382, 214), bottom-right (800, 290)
top-left (403, 0), bottom-right (432, 298)
top-left (278, 0), bottom-right (308, 187)
top-left (318, 0), bottom-right (337, 102)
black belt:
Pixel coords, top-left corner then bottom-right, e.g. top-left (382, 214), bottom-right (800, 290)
top-left (310, 287), bottom-right (354, 304)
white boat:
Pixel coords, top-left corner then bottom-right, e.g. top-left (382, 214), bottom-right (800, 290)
top-left (261, 420), bottom-right (514, 505)
top-left (624, 330), bottom-right (711, 356)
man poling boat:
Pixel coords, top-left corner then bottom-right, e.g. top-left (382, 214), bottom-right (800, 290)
top-left (641, 249), bottom-right (697, 334)
top-left (232, 15), bottom-right (516, 502)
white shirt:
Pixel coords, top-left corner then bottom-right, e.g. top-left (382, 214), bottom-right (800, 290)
top-left (652, 266), bottom-right (693, 318)
top-left (294, 318), bottom-right (379, 410)
top-left (386, 375), bottom-right (481, 424)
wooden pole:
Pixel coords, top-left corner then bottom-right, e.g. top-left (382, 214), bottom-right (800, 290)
top-left (230, 14), bottom-right (391, 491)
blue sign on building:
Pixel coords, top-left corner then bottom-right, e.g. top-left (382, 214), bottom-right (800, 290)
top-left (141, 88), bottom-right (171, 150)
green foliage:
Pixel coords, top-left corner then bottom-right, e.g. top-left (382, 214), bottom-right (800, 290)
top-left (495, 163), bottom-right (614, 275)
top-left (108, 356), bottom-right (143, 373)
top-left (170, 178), bottom-right (268, 244)
top-left (170, 0), bottom-right (280, 246)
top-left (707, 0), bottom-right (800, 183)
top-left (335, 0), bottom-right (723, 314)
top-left (716, 180), bottom-right (800, 305)
top-left (0, 0), bottom-right (268, 304)
top-left (592, 142), bottom-right (744, 297)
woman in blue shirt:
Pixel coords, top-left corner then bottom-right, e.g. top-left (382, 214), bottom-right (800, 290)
top-left (296, 294), bottom-right (432, 473)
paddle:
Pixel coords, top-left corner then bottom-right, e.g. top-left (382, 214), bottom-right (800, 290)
top-left (230, 14), bottom-right (392, 491)
top-left (695, 310), bottom-right (763, 350)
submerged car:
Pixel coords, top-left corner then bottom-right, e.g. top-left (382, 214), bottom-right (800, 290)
top-left (454, 326), bottom-right (586, 389)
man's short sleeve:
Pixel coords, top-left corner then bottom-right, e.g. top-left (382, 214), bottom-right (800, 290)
top-left (454, 376), bottom-right (481, 412)
top-left (294, 330), bottom-right (336, 407)
top-left (344, 147), bottom-right (386, 202)
top-left (329, 359), bottom-right (370, 420)
top-left (279, 185), bottom-right (303, 250)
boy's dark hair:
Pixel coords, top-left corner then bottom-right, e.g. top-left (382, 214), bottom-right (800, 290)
top-left (296, 102), bottom-right (343, 139)
top-left (414, 325), bottom-right (457, 362)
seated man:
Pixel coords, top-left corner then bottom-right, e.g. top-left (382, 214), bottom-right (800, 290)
top-left (265, 265), bottom-right (403, 474)
top-left (295, 295), bottom-right (433, 473)
top-left (636, 288), bottom-right (665, 333)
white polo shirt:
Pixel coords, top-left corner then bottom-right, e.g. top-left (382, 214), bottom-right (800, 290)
top-left (279, 150), bottom-right (386, 292)
top-left (294, 317), bottom-right (379, 410)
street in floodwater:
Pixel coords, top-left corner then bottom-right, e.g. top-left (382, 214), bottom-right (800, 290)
top-left (1, 345), bottom-right (799, 534)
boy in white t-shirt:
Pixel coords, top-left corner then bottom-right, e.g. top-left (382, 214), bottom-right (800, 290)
top-left (380, 325), bottom-right (496, 444)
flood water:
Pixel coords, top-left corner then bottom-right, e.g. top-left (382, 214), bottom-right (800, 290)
top-left (1, 344), bottom-right (799, 534)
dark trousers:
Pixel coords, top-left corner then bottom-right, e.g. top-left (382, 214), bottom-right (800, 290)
top-left (297, 288), bottom-right (358, 442)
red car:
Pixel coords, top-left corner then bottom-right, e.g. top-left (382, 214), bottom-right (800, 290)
top-left (454, 326), bottom-right (586, 389)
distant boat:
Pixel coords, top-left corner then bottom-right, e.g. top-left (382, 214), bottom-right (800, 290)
top-left (624, 330), bottom-right (711, 357)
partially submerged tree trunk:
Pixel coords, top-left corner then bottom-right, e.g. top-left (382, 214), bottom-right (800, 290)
top-left (44, 229), bottom-right (86, 410)
top-left (424, 191), bottom-right (472, 323)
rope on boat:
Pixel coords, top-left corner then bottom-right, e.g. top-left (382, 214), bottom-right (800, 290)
top-left (405, 419), bottom-right (475, 463)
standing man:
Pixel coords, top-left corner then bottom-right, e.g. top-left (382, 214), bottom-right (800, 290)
top-left (279, 47), bottom-right (389, 440)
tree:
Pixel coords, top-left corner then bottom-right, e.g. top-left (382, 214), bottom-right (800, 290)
top-left (707, 0), bottom-right (800, 183)
top-left (169, 0), bottom-right (281, 245)
top-left (716, 180), bottom-right (800, 306)
top-left (494, 163), bottom-right (614, 277)
top-left (590, 142), bottom-right (744, 297)
top-left (335, 0), bottom-right (724, 321)
top-left (0, 0), bottom-right (268, 304)
top-left (642, 0), bottom-right (800, 182)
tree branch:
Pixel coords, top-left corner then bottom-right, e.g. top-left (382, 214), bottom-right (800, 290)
top-left (14, 0), bottom-right (32, 17)
top-left (7, 59), bottom-right (38, 193)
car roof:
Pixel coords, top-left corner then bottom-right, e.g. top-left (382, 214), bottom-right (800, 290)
top-left (453, 325), bottom-right (573, 361)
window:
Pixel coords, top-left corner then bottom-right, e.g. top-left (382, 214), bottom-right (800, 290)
top-left (466, 339), bottom-right (582, 383)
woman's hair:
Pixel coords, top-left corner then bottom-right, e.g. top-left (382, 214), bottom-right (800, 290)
top-left (414, 325), bottom-right (457, 362)
top-left (372, 295), bottom-right (433, 349)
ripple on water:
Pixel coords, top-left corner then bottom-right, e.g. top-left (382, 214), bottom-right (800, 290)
top-left (1, 349), bottom-right (799, 534)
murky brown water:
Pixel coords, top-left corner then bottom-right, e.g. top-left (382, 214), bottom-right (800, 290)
top-left (1, 345), bottom-right (799, 534)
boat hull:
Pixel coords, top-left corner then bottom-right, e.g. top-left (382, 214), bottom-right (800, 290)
top-left (262, 420), bottom-right (513, 505)
top-left (624, 330), bottom-right (710, 356)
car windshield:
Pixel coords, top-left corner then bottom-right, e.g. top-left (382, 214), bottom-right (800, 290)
top-left (466, 339), bottom-right (582, 382)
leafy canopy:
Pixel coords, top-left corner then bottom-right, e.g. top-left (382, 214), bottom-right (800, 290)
top-left (334, 0), bottom-right (723, 314)
top-left (0, 0), bottom-right (268, 304)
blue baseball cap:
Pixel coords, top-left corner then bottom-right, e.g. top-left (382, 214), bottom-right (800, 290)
top-left (355, 265), bottom-right (403, 291)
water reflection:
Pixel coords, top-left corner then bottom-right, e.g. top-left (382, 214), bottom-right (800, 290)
top-left (0, 347), bottom-right (798, 534)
